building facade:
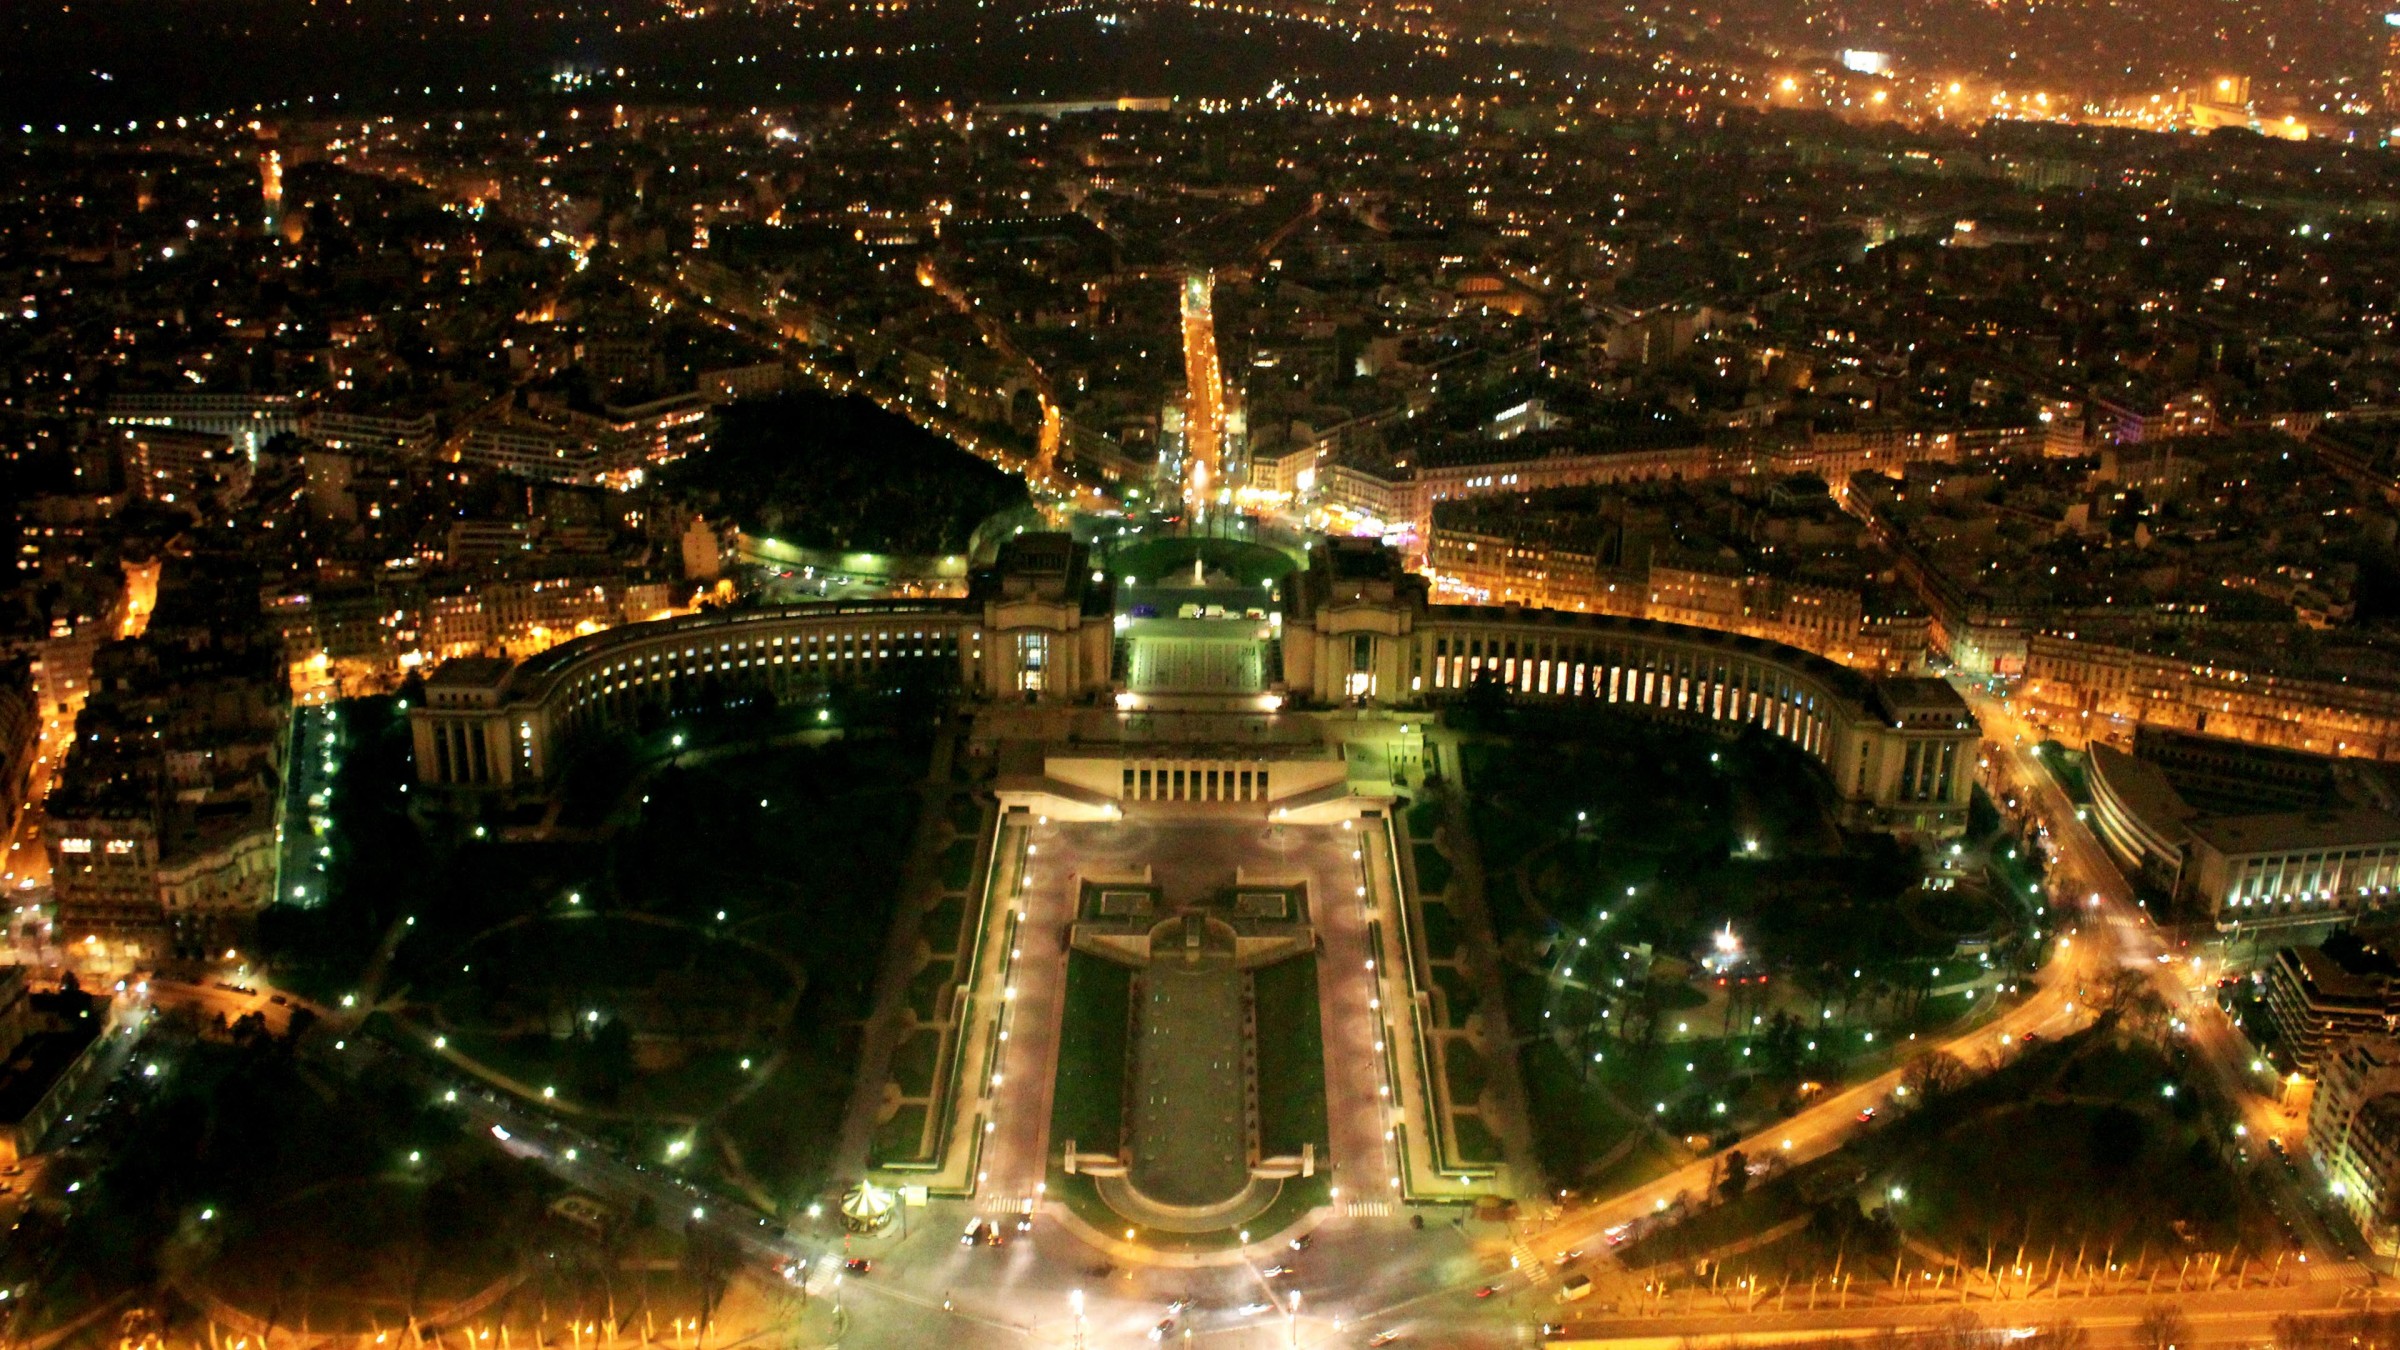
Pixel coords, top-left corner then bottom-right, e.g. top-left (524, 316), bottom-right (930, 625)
top-left (2310, 1033), bottom-right (2400, 1253)
top-left (2264, 934), bottom-right (2400, 1072)
top-left (411, 536), bottom-right (1978, 835)
top-left (2084, 731), bottom-right (2400, 930)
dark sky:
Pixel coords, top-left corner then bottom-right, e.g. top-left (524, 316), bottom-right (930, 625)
top-left (2, 0), bottom-right (1487, 127)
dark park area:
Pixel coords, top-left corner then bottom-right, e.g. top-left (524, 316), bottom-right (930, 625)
top-left (669, 392), bottom-right (1031, 556)
top-left (1447, 705), bottom-right (2040, 1193)
top-left (1614, 1023), bottom-right (2287, 1291)
top-left (260, 694), bottom-right (932, 1212)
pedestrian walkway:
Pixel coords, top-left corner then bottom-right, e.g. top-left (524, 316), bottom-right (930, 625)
top-left (1360, 809), bottom-right (1513, 1204)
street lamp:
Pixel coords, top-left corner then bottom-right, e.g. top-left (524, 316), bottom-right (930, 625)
top-left (1069, 1289), bottom-right (1085, 1350)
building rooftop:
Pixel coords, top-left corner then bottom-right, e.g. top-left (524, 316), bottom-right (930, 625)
top-left (501, 598), bottom-right (978, 700)
top-left (1868, 678), bottom-right (1973, 728)
top-left (425, 656), bottom-right (516, 691)
top-left (2187, 807), bottom-right (2400, 859)
top-left (0, 1014), bottom-right (101, 1128)
top-left (2281, 932), bottom-right (2400, 1009)
top-left (1423, 603), bottom-right (1883, 706)
top-left (2088, 743), bottom-right (2198, 838)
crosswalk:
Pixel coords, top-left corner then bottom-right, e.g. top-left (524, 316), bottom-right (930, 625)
top-left (977, 1196), bottom-right (1035, 1215)
top-left (1512, 1241), bottom-right (1552, 1284)
top-left (1342, 1200), bottom-right (1395, 1217)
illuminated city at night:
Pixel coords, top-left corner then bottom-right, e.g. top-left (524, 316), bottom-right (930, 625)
top-left (14, 0), bottom-right (2400, 1345)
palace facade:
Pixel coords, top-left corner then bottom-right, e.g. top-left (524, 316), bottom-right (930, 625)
top-left (411, 535), bottom-right (1978, 835)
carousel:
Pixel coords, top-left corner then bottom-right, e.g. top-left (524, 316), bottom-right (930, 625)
top-left (838, 1180), bottom-right (897, 1235)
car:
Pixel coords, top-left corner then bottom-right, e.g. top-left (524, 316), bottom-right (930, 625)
top-left (1148, 1317), bottom-right (1176, 1342)
top-left (1166, 1297), bottom-right (1194, 1315)
top-left (843, 1258), bottom-right (872, 1274)
top-left (1288, 1233), bottom-right (1313, 1251)
top-left (1014, 1214), bottom-right (1033, 1232)
top-left (1261, 1263), bottom-right (1291, 1278)
top-left (1368, 1333), bottom-right (1403, 1347)
top-left (961, 1218), bottom-right (986, 1245)
top-left (1552, 1249), bottom-right (1584, 1267)
top-left (981, 1227), bottom-right (1007, 1247)
top-left (1856, 1107), bottom-right (1879, 1123)
top-left (1237, 1302), bottom-right (1273, 1317)
top-left (1475, 1285), bottom-right (1500, 1298)
top-left (1603, 1222), bottom-right (1635, 1247)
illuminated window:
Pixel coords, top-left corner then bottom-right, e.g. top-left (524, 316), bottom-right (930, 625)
top-left (1016, 632), bottom-right (1049, 693)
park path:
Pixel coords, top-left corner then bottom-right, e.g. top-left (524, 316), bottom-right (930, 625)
top-left (1420, 730), bottom-right (1541, 1198)
top-left (830, 718), bottom-right (961, 1186)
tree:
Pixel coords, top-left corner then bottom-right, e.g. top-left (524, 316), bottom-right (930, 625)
top-left (1718, 1149), bottom-right (1749, 1204)
top-left (1935, 1311), bottom-right (1986, 1350)
top-left (2088, 1105), bottom-right (2149, 1174)
top-left (2021, 1323), bottom-right (2089, 1350)
top-left (580, 1015), bottom-right (636, 1104)
top-left (2271, 1313), bottom-right (2328, 1350)
top-left (2100, 967), bottom-right (2151, 1015)
top-left (1454, 668), bottom-right (1512, 731)
top-left (1903, 1050), bottom-right (1970, 1103)
top-left (2134, 1302), bottom-right (2189, 1350)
